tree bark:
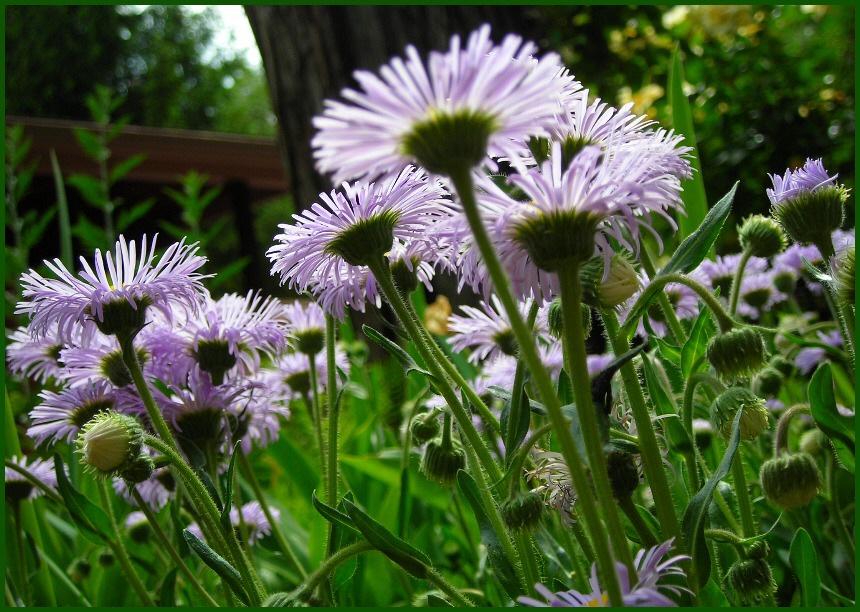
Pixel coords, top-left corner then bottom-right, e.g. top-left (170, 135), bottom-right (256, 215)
top-left (244, 5), bottom-right (542, 211)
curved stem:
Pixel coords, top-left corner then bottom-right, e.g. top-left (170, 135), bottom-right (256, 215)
top-left (368, 258), bottom-right (501, 482)
top-left (773, 404), bottom-right (810, 457)
top-left (557, 261), bottom-right (634, 573)
top-left (638, 245), bottom-right (688, 344)
top-left (602, 309), bottom-right (684, 547)
top-left (5, 460), bottom-right (65, 506)
top-left (447, 166), bottom-right (624, 607)
top-left (238, 451), bottom-right (307, 579)
top-left (297, 541), bottom-right (374, 597)
top-left (130, 489), bottom-right (220, 606)
top-left (728, 249), bottom-right (753, 317)
top-left (508, 422), bottom-right (555, 498)
top-left (681, 372), bottom-right (726, 493)
top-left (97, 480), bottom-right (155, 606)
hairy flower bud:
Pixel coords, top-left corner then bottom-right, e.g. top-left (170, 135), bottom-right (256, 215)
top-left (707, 327), bottom-right (768, 381)
top-left (710, 387), bottom-right (770, 441)
top-left (760, 452), bottom-right (822, 510)
top-left (501, 491), bottom-right (545, 532)
top-left (580, 254), bottom-right (640, 309)
top-left (77, 411), bottom-right (146, 477)
top-left (547, 297), bottom-right (591, 340)
top-left (410, 411), bottom-right (441, 446)
top-left (738, 215), bottom-right (787, 258)
top-left (771, 185), bottom-right (848, 247)
top-left (726, 557), bottom-right (776, 604)
top-left (421, 437), bottom-right (466, 487)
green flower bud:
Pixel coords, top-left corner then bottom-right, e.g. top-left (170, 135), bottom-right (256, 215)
top-left (606, 450), bottom-right (640, 500)
top-left (746, 540), bottom-right (770, 561)
top-left (122, 454), bottom-right (156, 485)
top-left (799, 428), bottom-right (828, 456)
top-left (410, 411), bottom-right (441, 446)
top-left (501, 491), bottom-right (545, 532)
top-left (77, 411), bottom-right (146, 478)
top-left (547, 297), bottom-right (591, 340)
top-left (513, 210), bottom-right (601, 271)
top-left (693, 418), bottom-right (716, 452)
top-left (753, 367), bottom-right (782, 397)
top-left (98, 549), bottom-right (115, 567)
top-left (326, 210), bottom-right (399, 267)
top-left (710, 387), bottom-right (770, 441)
top-left (67, 558), bottom-right (92, 584)
top-left (421, 437), bottom-right (466, 487)
top-left (769, 355), bottom-right (795, 378)
top-left (390, 257), bottom-right (420, 296)
top-left (707, 327), bottom-right (768, 381)
top-left (770, 185), bottom-right (848, 246)
top-left (738, 215), bottom-right (787, 258)
top-left (760, 452), bottom-right (822, 510)
top-left (580, 253), bottom-right (640, 309)
top-left (293, 330), bottom-right (325, 356)
top-left (726, 558), bottom-right (776, 604)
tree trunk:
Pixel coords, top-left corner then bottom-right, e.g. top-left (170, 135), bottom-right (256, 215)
top-left (244, 5), bottom-right (542, 211)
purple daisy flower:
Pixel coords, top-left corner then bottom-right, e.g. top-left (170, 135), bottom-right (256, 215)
top-left (6, 327), bottom-right (70, 384)
top-left (114, 462), bottom-right (175, 510)
top-left (5, 456), bottom-right (59, 502)
top-left (27, 381), bottom-right (116, 447)
top-left (187, 501), bottom-right (278, 547)
top-left (692, 253), bottom-right (769, 299)
top-left (135, 326), bottom-right (198, 386)
top-left (619, 273), bottom-right (699, 339)
top-left (311, 24), bottom-right (575, 183)
top-left (264, 349), bottom-right (350, 401)
top-left (268, 166), bottom-right (454, 319)
top-left (737, 269), bottom-right (788, 320)
top-left (448, 295), bottom-right (547, 364)
top-left (795, 329), bottom-right (844, 375)
top-left (767, 158), bottom-right (839, 205)
top-left (519, 538), bottom-right (691, 607)
top-left (17, 235), bottom-right (209, 342)
top-left (771, 243), bottom-right (825, 295)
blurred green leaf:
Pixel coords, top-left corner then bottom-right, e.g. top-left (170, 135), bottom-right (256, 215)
top-left (363, 324), bottom-right (432, 378)
top-left (312, 490), bottom-right (360, 536)
top-left (21, 208), bottom-right (57, 250)
top-left (108, 152), bottom-right (146, 184)
top-left (652, 336), bottom-right (682, 365)
top-left (681, 309), bottom-right (714, 380)
top-left (789, 528), bottom-right (819, 607)
top-left (698, 579), bottom-right (730, 607)
top-left (220, 441), bottom-right (241, 529)
top-left (159, 567), bottom-right (178, 607)
top-left (809, 363), bottom-right (854, 473)
top-left (640, 353), bottom-right (691, 453)
top-left (183, 529), bottom-right (250, 605)
top-left (50, 150), bottom-right (74, 269)
top-left (115, 198), bottom-right (155, 233)
top-left (52, 455), bottom-right (111, 545)
top-left (67, 174), bottom-right (106, 208)
top-left (428, 594), bottom-right (454, 606)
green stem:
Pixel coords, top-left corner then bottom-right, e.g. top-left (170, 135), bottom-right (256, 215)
top-left (602, 310), bottom-right (683, 546)
top-left (618, 496), bottom-right (659, 549)
top-left (728, 249), bottom-right (753, 317)
top-left (703, 528), bottom-right (746, 557)
top-left (425, 566), bottom-right (478, 607)
top-left (119, 334), bottom-right (180, 453)
top-left (731, 449), bottom-right (756, 538)
top-left (681, 372), bottom-right (726, 493)
top-left (144, 435), bottom-right (265, 606)
top-left (326, 315), bottom-right (340, 511)
top-left (97, 480), bottom-right (155, 606)
top-left (558, 519), bottom-right (591, 591)
top-left (36, 544), bottom-right (93, 607)
top-left (12, 503), bottom-right (32, 606)
top-left (297, 541), bottom-right (374, 597)
top-left (447, 166), bottom-right (624, 607)
top-left (638, 244), bottom-right (688, 344)
top-left (826, 453), bottom-right (855, 564)
top-left (368, 258), bottom-right (501, 483)
top-left (130, 489), bottom-right (221, 606)
top-left (238, 451), bottom-right (307, 579)
top-left (508, 422), bottom-right (555, 498)
top-left (308, 354), bottom-right (327, 497)
top-left (5, 460), bottom-right (65, 505)
top-left (773, 404), bottom-right (810, 457)
top-left (557, 261), bottom-right (634, 573)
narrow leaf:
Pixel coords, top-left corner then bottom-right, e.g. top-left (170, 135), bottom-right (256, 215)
top-left (397, 466), bottom-right (412, 539)
top-left (428, 594), bottom-right (454, 606)
top-left (640, 354), bottom-right (692, 453)
top-left (342, 497), bottom-right (430, 578)
top-left (159, 567), bottom-right (178, 607)
top-left (363, 324), bottom-right (432, 378)
top-left (457, 470), bottom-right (522, 600)
top-left (682, 309), bottom-right (714, 379)
top-left (789, 528), bottom-right (820, 607)
top-left (669, 45), bottom-right (709, 242)
top-left (312, 490), bottom-right (360, 536)
top-left (809, 363), bottom-right (854, 450)
top-left (698, 579), bottom-right (730, 607)
top-left (652, 336), bottom-right (682, 365)
top-left (220, 442), bottom-right (241, 528)
top-left (681, 409), bottom-right (744, 588)
top-left (109, 153), bottom-right (146, 184)
top-left (500, 386), bottom-right (531, 461)
top-left (660, 182), bottom-right (738, 278)
top-left (52, 455), bottom-right (111, 545)
top-left (183, 529), bottom-right (250, 605)
top-left (50, 150), bottom-right (73, 269)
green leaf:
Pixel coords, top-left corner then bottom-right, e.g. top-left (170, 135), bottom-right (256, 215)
top-left (640, 354), bottom-right (692, 453)
top-left (220, 442), bottom-right (241, 529)
top-left (698, 579), bottom-right (730, 607)
top-left (682, 309), bottom-right (714, 379)
top-left (500, 385), bottom-right (531, 462)
top-left (269, 437), bottom-right (320, 501)
top-left (660, 182), bottom-right (737, 278)
top-left (183, 529), bottom-right (250, 605)
top-left (397, 466), bottom-right (411, 539)
top-left (800, 256), bottom-right (831, 283)
top-left (363, 324), bottom-right (432, 378)
top-left (311, 490), bottom-right (361, 536)
top-left (109, 153), bottom-right (146, 184)
top-left (669, 45), bottom-right (709, 243)
top-left (428, 594), bottom-right (454, 606)
top-left (488, 386), bottom-right (547, 416)
top-left (681, 409), bottom-right (743, 588)
top-left (809, 363), bottom-right (854, 473)
top-left (159, 567), bottom-right (178, 607)
top-left (116, 199), bottom-right (155, 233)
top-left (67, 173), bottom-right (106, 207)
top-left (456, 471), bottom-right (522, 600)
top-left (21, 208), bottom-right (57, 250)
top-left (50, 150), bottom-right (74, 269)
top-left (72, 128), bottom-right (105, 161)
top-left (789, 528), bottom-right (820, 607)
top-left (52, 455), bottom-right (111, 545)
top-left (652, 336), bottom-right (682, 365)
top-left (342, 498), bottom-right (430, 579)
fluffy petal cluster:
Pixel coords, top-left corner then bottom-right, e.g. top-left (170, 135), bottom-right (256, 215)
top-left (268, 166), bottom-right (454, 319)
top-left (767, 158), bottom-right (839, 205)
top-left (519, 539), bottom-right (691, 607)
top-left (187, 501), bottom-right (278, 546)
top-left (17, 235), bottom-right (209, 341)
top-left (5, 456), bottom-right (59, 501)
top-left (312, 24), bottom-right (576, 183)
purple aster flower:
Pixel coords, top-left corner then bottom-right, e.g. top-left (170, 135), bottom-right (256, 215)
top-left (187, 501), bottom-right (278, 547)
top-left (691, 253), bottom-right (769, 299)
top-left (17, 235), bottom-right (209, 342)
top-left (226, 373), bottom-right (290, 454)
top-left (448, 295), bottom-right (547, 364)
top-left (135, 326), bottom-right (198, 386)
top-left (282, 299), bottom-right (327, 355)
top-left (737, 270), bottom-right (788, 320)
top-left (27, 381), bottom-right (116, 447)
top-left (795, 329), bottom-right (844, 375)
top-left (519, 538), bottom-right (691, 607)
top-left (771, 243), bottom-right (825, 295)
top-left (5, 456), bottom-right (59, 503)
top-left (619, 273), bottom-right (699, 339)
top-left (264, 349), bottom-right (350, 401)
top-left (58, 333), bottom-right (146, 389)
top-left (6, 327), bottom-right (70, 384)
top-left (312, 24), bottom-right (576, 183)
top-left (767, 158), bottom-right (839, 205)
top-left (268, 166), bottom-right (454, 319)
top-left (114, 462), bottom-right (175, 510)
top-left (833, 227), bottom-right (855, 255)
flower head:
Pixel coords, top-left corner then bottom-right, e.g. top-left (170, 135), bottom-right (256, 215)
top-left (5, 456), bottom-right (59, 504)
top-left (6, 327), bottom-right (69, 384)
top-left (519, 538), bottom-right (691, 607)
top-left (268, 166), bottom-right (453, 318)
top-left (312, 24), bottom-right (575, 182)
top-left (767, 158), bottom-right (839, 205)
top-left (17, 235), bottom-right (209, 341)
top-left (28, 381), bottom-right (117, 447)
top-left (448, 295), bottom-right (547, 363)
